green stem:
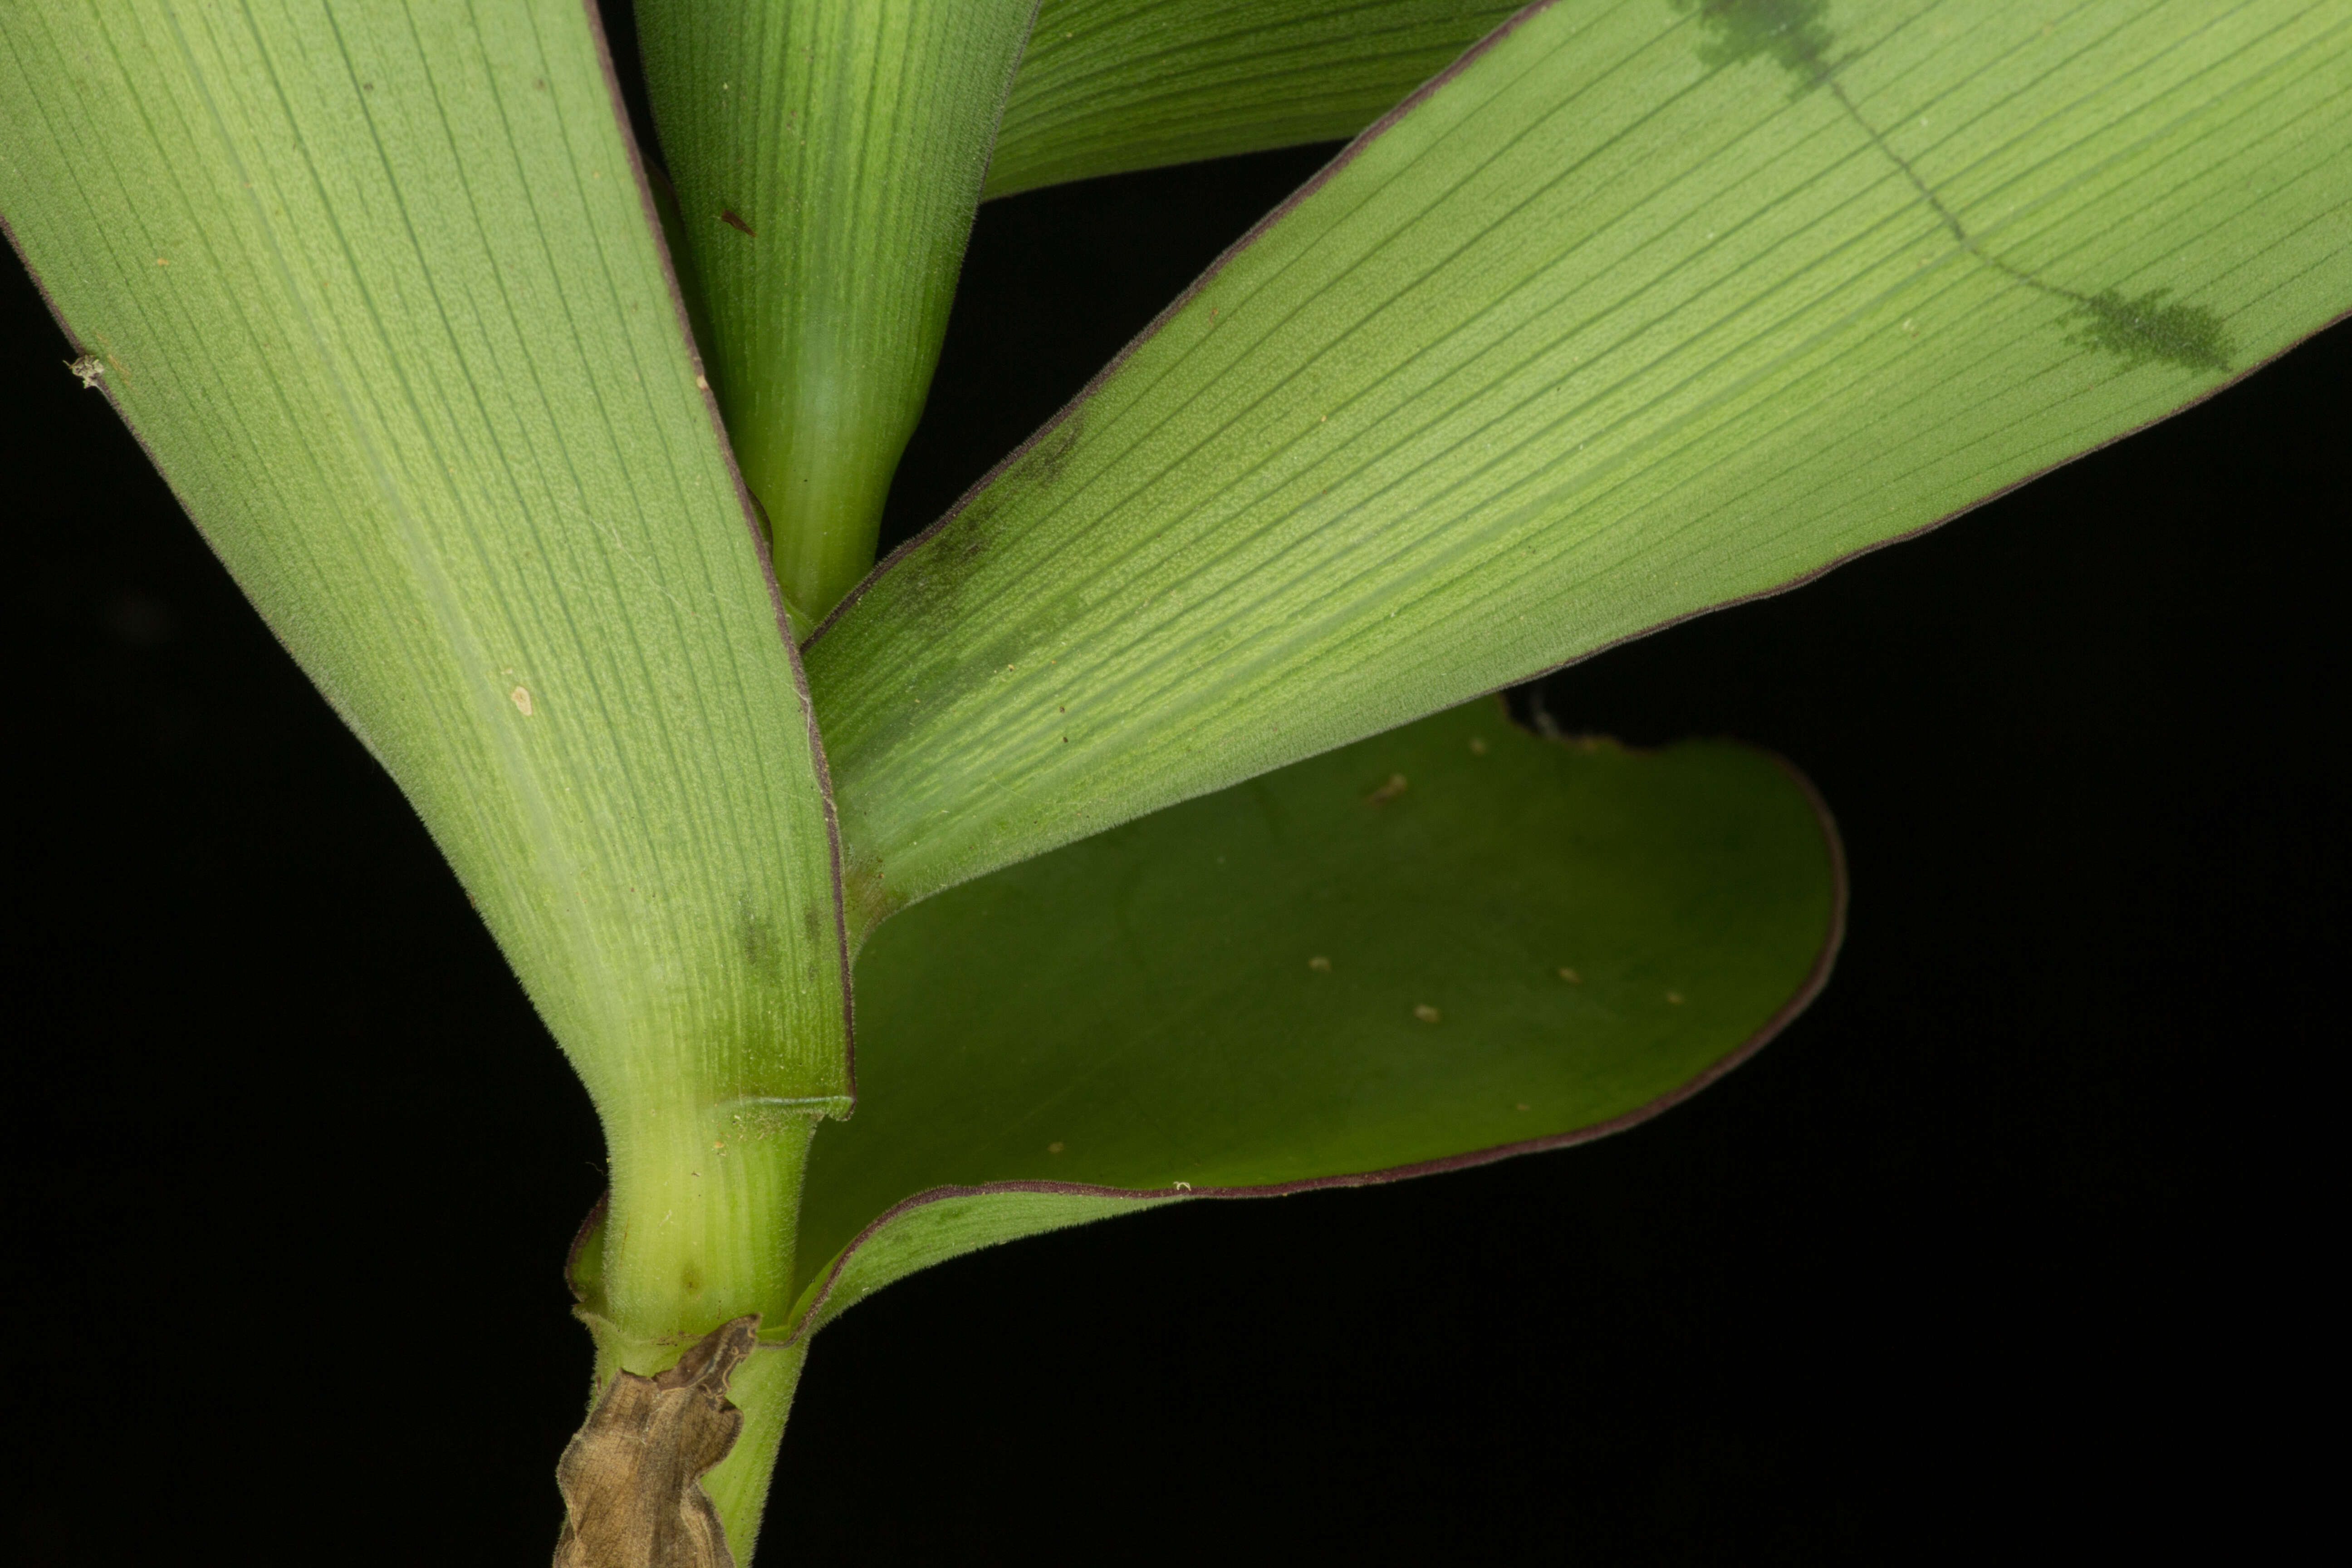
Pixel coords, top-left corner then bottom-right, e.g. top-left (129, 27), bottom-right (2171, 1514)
top-left (738, 406), bottom-right (906, 636)
top-left (573, 1098), bottom-right (823, 1560)
top-left (699, 1339), bottom-right (810, 1552)
top-left (637, 0), bottom-right (1042, 630)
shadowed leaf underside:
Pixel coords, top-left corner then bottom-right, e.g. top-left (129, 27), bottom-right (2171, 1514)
top-left (782, 700), bottom-right (1844, 1337)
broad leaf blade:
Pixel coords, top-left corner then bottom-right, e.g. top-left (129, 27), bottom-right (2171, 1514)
top-left (987, 0), bottom-right (1520, 200)
top-left (785, 700), bottom-right (1842, 1335)
top-left (810, 0), bottom-right (2352, 928)
top-left (0, 3), bottom-right (849, 1112)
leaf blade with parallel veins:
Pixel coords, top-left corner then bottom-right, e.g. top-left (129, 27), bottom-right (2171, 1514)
top-left (811, 0), bottom-right (2352, 931)
top-left (988, 0), bottom-right (1522, 199)
top-left (0, 0), bottom-right (850, 1127)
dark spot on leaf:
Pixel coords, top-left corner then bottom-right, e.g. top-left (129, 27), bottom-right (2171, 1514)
top-left (739, 905), bottom-right (779, 977)
top-left (1023, 416), bottom-right (1084, 488)
top-left (892, 411), bottom-right (1087, 634)
top-left (801, 900), bottom-right (825, 953)
top-left (843, 855), bottom-right (895, 936)
top-left (1676, 3), bottom-right (2234, 379)
top-left (1675, 0), bottom-right (1835, 90)
top-left (2065, 288), bottom-right (2231, 374)
top-left (720, 208), bottom-right (755, 237)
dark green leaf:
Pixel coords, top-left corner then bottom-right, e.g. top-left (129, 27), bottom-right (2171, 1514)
top-left (785, 700), bottom-right (1842, 1334)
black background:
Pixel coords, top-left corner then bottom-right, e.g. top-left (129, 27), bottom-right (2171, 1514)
top-left (5, 51), bottom-right (2342, 1568)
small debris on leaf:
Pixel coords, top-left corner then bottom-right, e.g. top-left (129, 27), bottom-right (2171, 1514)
top-left (1308, 956), bottom-right (1331, 972)
top-left (1413, 1004), bottom-right (1441, 1024)
top-left (511, 685), bottom-right (534, 716)
top-left (1558, 967), bottom-right (1580, 984)
top-left (1365, 773), bottom-right (1408, 806)
top-left (65, 355), bottom-right (105, 389)
top-left (1047, 1142), bottom-right (1064, 1154)
top-left (1665, 991), bottom-right (1684, 1005)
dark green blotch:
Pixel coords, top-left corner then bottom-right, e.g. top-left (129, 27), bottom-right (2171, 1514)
top-left (1674, 0), bottom-right (1836, 89)
top-left (2067, 288), bottom-right (2232, 374)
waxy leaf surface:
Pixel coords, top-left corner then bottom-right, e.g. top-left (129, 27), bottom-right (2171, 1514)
top-left (812, 0), bottom-right (2352, 928)
top-left (784, 701), bottom-right (1842, 1336)
top-left (989, 0), bottom-right (1520, 199)
top-left (0, 1), bottom-right (849, 1118)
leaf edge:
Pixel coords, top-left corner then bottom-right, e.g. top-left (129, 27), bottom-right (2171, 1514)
top-left (577, 0), bottom-right (862, 1098)
top-left (768, 740), bottom-right (1850, 1347)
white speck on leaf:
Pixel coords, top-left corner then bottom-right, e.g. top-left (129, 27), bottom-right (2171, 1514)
top-left (66, 355), bottom-right (105, 389)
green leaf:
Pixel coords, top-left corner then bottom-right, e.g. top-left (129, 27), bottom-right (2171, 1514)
top-left (783, 699), bottom-right (1843, 1336)
top-left (637, 0), bottom-right (1038, 625)
top-left (0, 3), bottom-right (848, 1117)
top-left (987, 0), bottom-right (1522, 200)
top-left (809, 0), bottom-right (2352, 930)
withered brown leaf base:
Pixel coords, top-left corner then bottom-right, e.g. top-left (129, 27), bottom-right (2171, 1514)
top-left (554, 1315), bottom-right (760, 1568)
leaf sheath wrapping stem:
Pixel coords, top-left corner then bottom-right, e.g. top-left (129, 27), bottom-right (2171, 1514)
top-left (638, 0), bottom-right (1040, 625)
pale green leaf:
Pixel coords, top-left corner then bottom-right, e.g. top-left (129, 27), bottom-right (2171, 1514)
top-left (782, 699), bottom-right (1842, 1336)
top-left (638, 0), bottom-right (1038, 624)
top-left (987, 0), bottom-right (1520, 200)
top-left (0, 1), bottom-right (849, 1117)
top-left (810, 0), bottom-right (2352, 931)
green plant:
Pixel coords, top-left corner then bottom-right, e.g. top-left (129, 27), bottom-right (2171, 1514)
top-left (4, 1), bottom-right (2343, 1560)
